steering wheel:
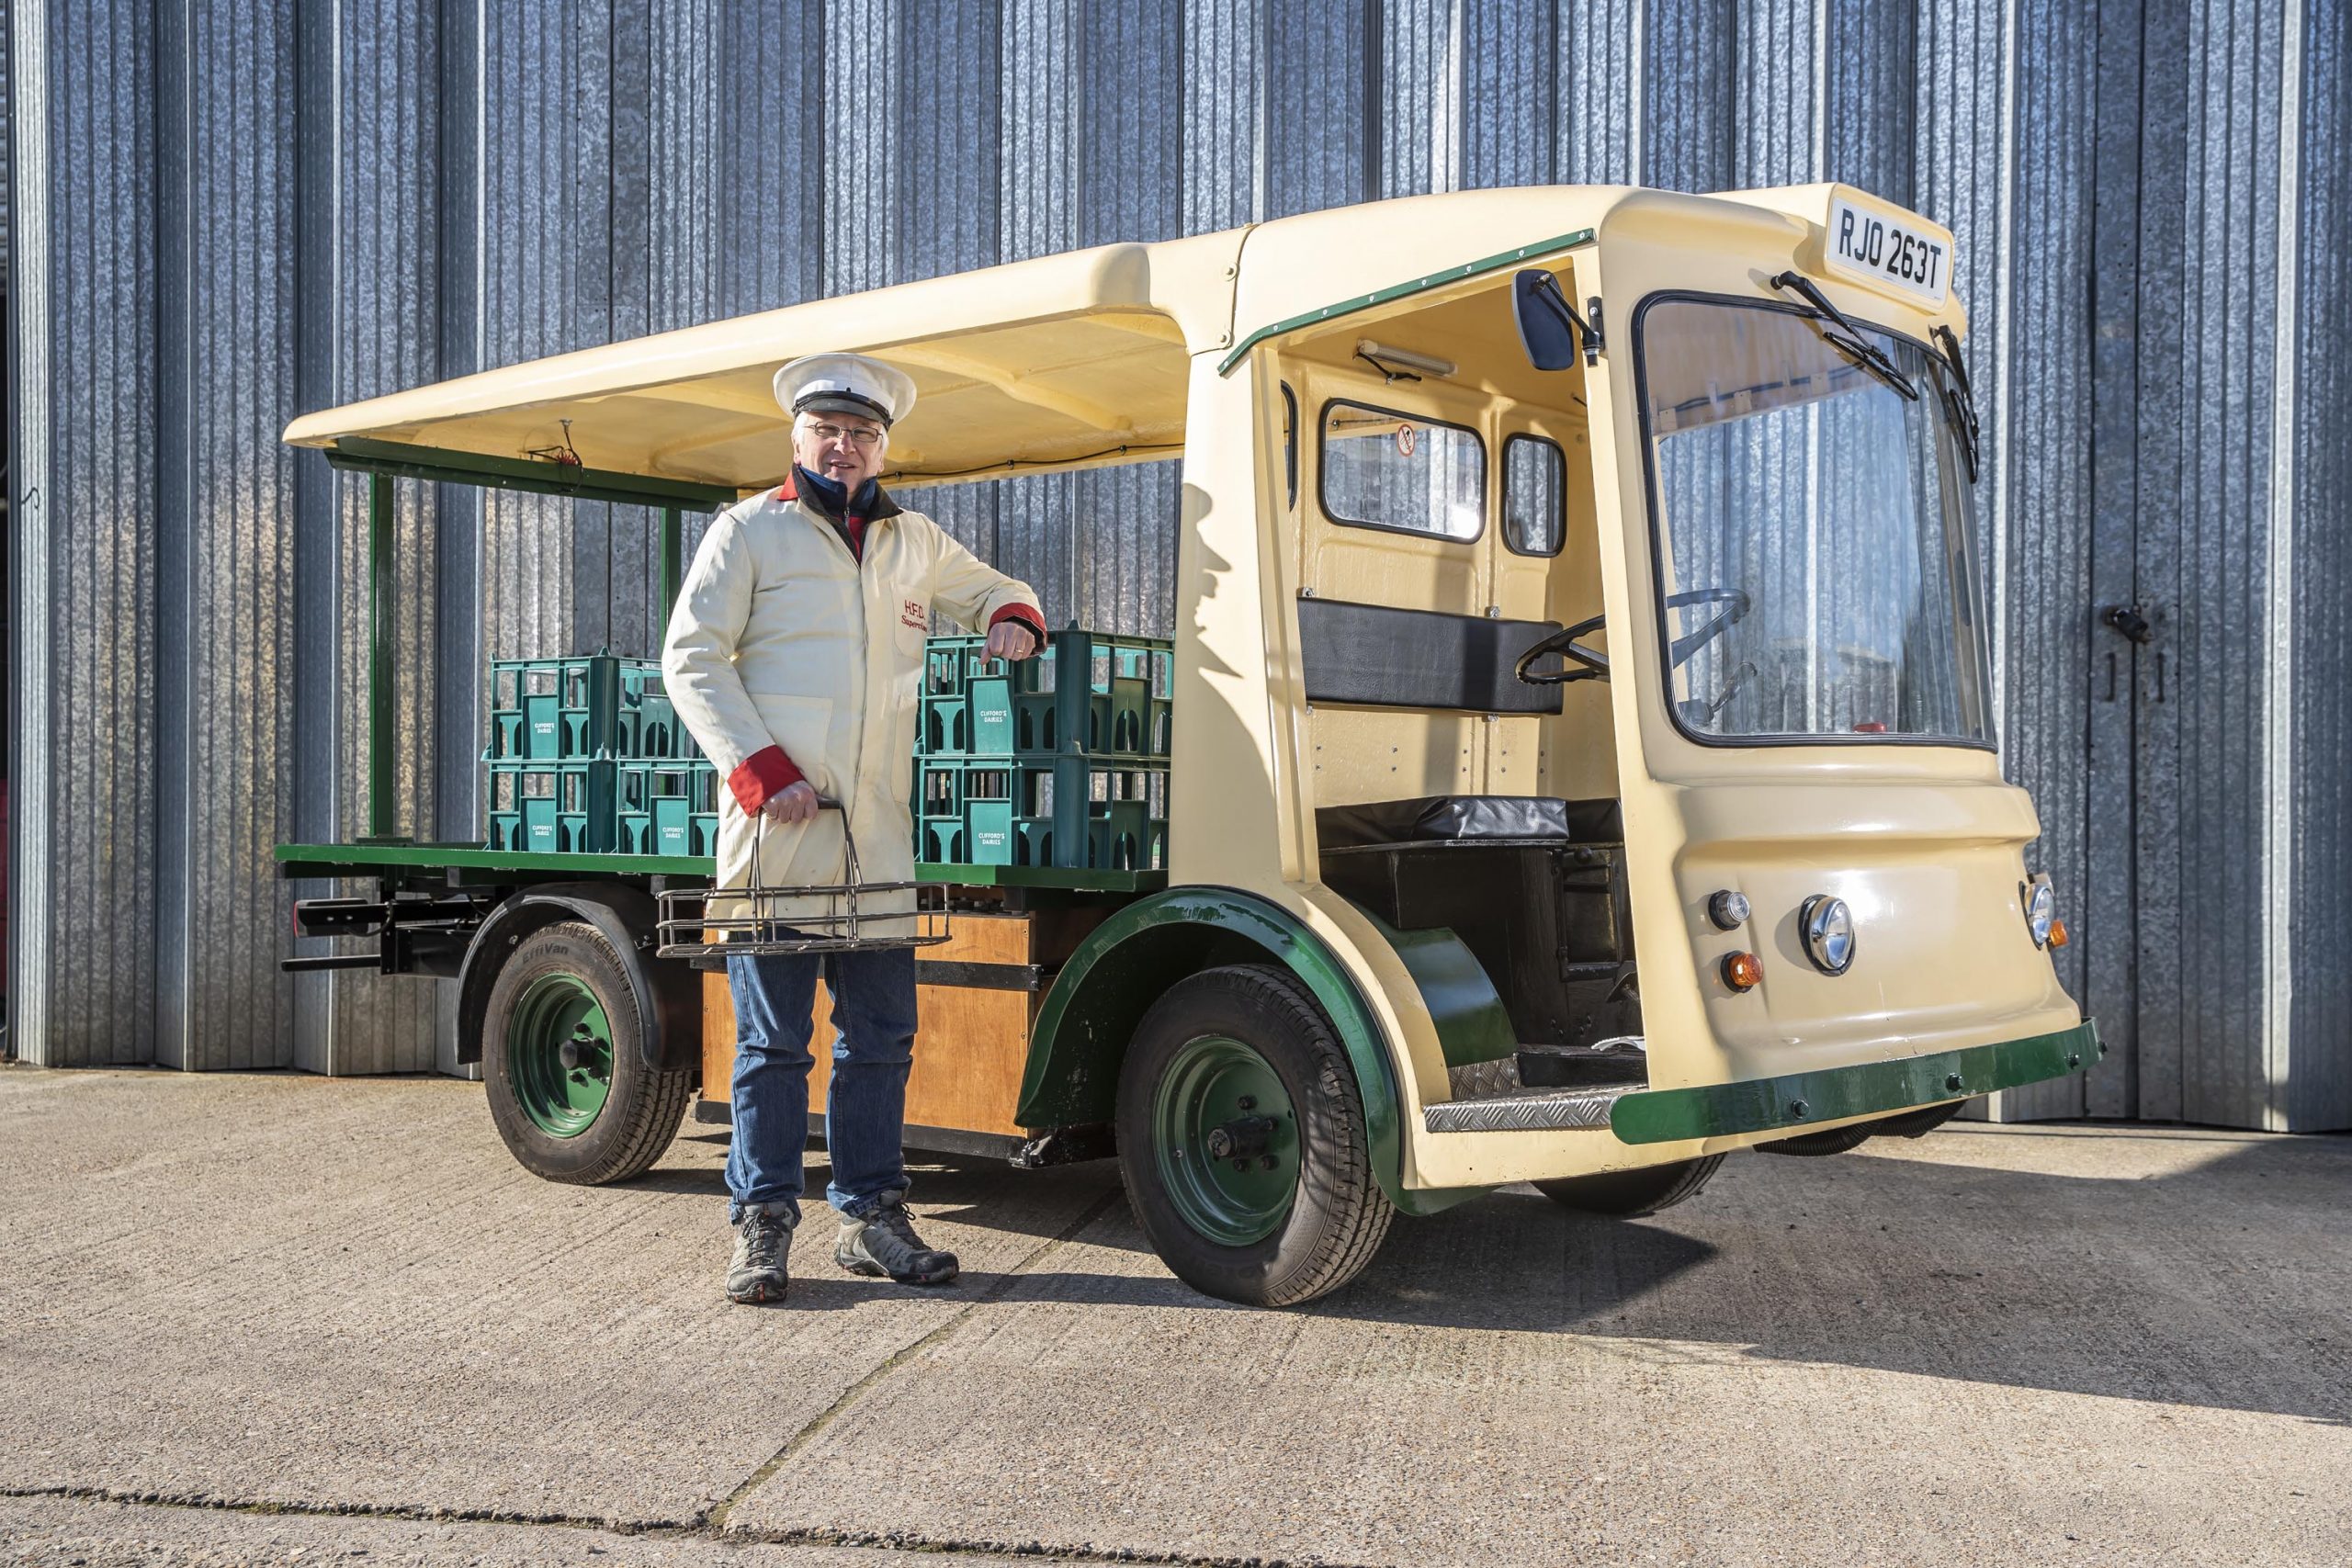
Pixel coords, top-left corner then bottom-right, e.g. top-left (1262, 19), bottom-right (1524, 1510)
top-left (1664, 587), bottom-right (1752, 668)
top-left (1513, 587), bottom-right (1753, 687)
top-left (1514, 614), bottom-right (1610, 685)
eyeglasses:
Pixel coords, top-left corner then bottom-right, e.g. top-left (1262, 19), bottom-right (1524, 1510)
top-left (807, 422), bottom-right (883, 449)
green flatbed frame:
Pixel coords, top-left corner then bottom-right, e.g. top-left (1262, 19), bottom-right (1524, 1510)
top-left (273, 840), bottom-right (1168, 895)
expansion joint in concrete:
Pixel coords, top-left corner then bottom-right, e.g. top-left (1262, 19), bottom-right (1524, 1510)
top-left (706, 1185), bottom-right (1129, 1532)
top-left (0, 1483), bottom-right (1394, 1567)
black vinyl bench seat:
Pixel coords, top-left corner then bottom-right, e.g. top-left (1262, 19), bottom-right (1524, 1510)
top-left (1315, 795), bottom-right (1623, 851)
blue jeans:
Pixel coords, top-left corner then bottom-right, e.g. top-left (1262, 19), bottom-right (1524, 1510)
top-left (725, 942), bottom-right (919, 1227)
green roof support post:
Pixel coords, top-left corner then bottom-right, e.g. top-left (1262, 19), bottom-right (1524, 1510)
top-left (658, 506), bottom-right (683, 627)
top-left (367, 470), bottom-right (396, 840)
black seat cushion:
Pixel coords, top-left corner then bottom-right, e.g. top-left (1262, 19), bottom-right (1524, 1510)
top-left (1316, 795), bottom-right (1623, 849)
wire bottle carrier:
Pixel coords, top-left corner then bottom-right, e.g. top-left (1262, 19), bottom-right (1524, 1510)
top-left (656, 802), bottom-right (951, 966)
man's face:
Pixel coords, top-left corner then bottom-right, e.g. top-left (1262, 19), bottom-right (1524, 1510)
top-left (793, 412), bottom-right (887, 490)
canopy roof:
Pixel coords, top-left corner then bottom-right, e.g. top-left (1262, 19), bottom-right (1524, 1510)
top-left (284, 184), bottom-right (1958, 501)
top-left (283, 231), bottom-right (1243, 496)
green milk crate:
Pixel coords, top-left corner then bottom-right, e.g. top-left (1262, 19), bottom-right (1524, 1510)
top-left (915, 754), bottom-right (1167, 871)
top-left (616, 666), bottom-right (701, 761)
top-left (916, 627), bottom-right (1171, 763)
top-left (1012, 760), bottom-right (1170, 871)
top-left (1011, 632), bottom-right (1173, 761)
top-left (487, 657), bottom-right (626, 761)
top-left (486, 760), bottom-right (622, 855)
top-left (489, 653), bottom-right (693, 763)
top-left (917, 761), bottom-right (1016, 866)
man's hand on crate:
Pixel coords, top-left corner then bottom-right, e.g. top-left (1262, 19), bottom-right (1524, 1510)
top-left (761, 782), bottom-right (822, 826)
top-left (985, 620), bottom-right (1039, 662)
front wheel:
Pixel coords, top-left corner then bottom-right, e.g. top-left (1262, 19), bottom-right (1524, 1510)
top-left (1535, 1155), bottom-right (1724, 1217)
top-left (482, 921), bottom-right (693, 1185)
top-left (1116, 965), bottom-right (1394, 1306)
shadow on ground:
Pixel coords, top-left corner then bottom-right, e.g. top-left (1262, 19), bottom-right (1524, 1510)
top-left (674, 1126), bottom-right (2351, 1427)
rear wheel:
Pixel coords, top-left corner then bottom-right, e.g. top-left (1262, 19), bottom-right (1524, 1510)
top-left (1116, 964), bottom-right (1393, 1306)
top-left (483, 921), bottom-right (693, 1185)
top-left (1535, 1155), bottom-right (1724, 1217)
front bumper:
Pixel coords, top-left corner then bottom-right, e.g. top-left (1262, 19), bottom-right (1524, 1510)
top-left (1609, 1020), bottom-right (2101, 1145)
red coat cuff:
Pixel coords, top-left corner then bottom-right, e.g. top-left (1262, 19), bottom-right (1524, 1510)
top-left (989, 604), bottom-right (1048, 649)
top-left (728, 746), bottom-right (803, 814)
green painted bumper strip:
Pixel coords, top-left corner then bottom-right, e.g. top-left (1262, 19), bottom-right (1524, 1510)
top-left (1609, 1021), bottom-right (2103, 1145)
top-left (1216, 227), bottom-right (1597, 376)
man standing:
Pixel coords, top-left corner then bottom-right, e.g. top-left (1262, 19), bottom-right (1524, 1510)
top-left (663, 353), bottom-right (1046, 1304)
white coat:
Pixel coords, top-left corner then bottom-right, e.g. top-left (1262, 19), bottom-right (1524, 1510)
top-left (662, 479), bottom-right (1042, 930)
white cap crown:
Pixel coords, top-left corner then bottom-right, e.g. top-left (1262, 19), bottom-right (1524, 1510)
top-left (773, 352), bottom-right (918, 426)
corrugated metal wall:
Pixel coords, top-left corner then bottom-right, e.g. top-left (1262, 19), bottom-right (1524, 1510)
top-left (8, 1), bottom-right (2346, 1130)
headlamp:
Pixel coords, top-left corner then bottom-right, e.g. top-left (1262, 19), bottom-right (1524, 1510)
top-left (1799, 895), bottom-right (1856, 976)
top-left (2024, 876), bottom-right (2056, 947)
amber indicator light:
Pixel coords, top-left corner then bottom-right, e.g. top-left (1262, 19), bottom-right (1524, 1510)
top-left (2047, 919), bottom-right (2070, 949)
top-left (1720, 951), bottom-right (1763, 991)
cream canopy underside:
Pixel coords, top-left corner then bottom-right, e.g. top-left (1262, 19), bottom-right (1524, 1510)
top-left (282, 234), bottom-right (1238, 494)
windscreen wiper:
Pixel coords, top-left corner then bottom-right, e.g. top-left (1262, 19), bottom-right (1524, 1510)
top-left (1768, 272), bottom-right (1918, 402)
top-left (1929, 323), bottom-right (1983, 483)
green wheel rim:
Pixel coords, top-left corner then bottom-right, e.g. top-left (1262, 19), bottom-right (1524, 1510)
top-left (506, 972), bottom-right (616, 1138)
top-left (1151, 1033), bottom-right (1298, 1247)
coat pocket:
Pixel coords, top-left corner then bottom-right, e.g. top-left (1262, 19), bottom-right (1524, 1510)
top-left (747, 693), bottom-right (835, 798)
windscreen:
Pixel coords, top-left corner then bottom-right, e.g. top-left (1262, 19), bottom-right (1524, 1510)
top-left (1638, 296), bottom-right (1992, 745)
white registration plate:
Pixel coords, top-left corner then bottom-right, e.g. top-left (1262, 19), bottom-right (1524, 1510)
top-left (1823, 197), bottom-right (1950, 308)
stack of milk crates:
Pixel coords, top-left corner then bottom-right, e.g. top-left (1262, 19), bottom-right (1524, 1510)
top-left (483, 654), bottom-right (719, 859)
top-left (915, 627), bottom-right (1171, 873)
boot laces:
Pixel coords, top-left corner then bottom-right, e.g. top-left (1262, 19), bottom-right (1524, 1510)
top-left (739, 1210), bottom-right (790, 1269)
top-left (864, 1204), bottom-right (933, 1267)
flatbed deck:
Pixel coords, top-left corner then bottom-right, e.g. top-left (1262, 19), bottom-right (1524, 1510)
top-left (272, 840), bottom-right (1169, 894)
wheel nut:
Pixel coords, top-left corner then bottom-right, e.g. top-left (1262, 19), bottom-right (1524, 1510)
top-left (1260, 1155), bottom-right (1278, 1171)
top-left (1232, 1158), bottom-right (1250, 1173)
top-left (1238, 1095), bottom-right (1257, 1111)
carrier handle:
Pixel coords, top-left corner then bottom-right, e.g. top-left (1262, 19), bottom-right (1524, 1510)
top-left (749, 795), bottom-right (861, 886)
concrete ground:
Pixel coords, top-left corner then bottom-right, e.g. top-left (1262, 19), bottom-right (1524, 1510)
top-left (0, 1065), bottom-right (2344, 1568)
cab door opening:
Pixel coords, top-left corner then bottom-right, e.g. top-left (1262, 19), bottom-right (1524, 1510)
top-left (1277, 265), bottom-right (1644, 1112)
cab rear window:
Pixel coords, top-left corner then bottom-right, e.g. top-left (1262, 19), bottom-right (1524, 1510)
top-left (1502, 434), bottom-right (1565, 557)
top-left (1318, 400), bottom-right (1484, 542)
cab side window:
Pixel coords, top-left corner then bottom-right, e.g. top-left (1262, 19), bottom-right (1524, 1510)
top-left (1319, 400), bottom-right (1485, 542)
top-left (1502, 434), bottom-right (1565, 557)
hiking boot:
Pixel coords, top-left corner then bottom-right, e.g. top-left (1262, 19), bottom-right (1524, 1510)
top-left (836, 1202), bottom-right (959, 1285)
top-left (726, 1205), bottom-right (794, 1303)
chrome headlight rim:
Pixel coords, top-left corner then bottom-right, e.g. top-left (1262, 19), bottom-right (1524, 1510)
top-left (2023, 875), bottom-right (2056, 948)
top-left (1798, 893), bottom-right (1856, 976)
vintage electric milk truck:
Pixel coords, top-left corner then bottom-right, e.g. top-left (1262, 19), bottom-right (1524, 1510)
top-left (277, 183), bottom-right (2096, 1306)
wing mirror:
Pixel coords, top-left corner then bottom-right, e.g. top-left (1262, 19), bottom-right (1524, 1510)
top-left (1511, 270), bottom-right (1603, 370)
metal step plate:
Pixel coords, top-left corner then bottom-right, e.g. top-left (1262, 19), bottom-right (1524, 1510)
top-left (1423, 1082), bottom-right (1634, 1134)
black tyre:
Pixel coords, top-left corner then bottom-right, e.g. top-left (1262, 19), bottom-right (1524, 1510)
top-left (1116, 964), bottom-right (1394, 1306)
top-left (1759, 1095), bottom-right (1968, 1156)
top-left (1871, 1099), bottom-right (1966, 1138)
top-left (1758, 1121), bottom-right (1881, 1156)
top-left (482, 921), bottom-right (694, 1185)
top-left (1535, 1154), bottom-right (1724, 1217)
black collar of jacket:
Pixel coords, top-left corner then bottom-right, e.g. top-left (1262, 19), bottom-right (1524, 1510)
top-left (790, 465), bottom-right (905, 525)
